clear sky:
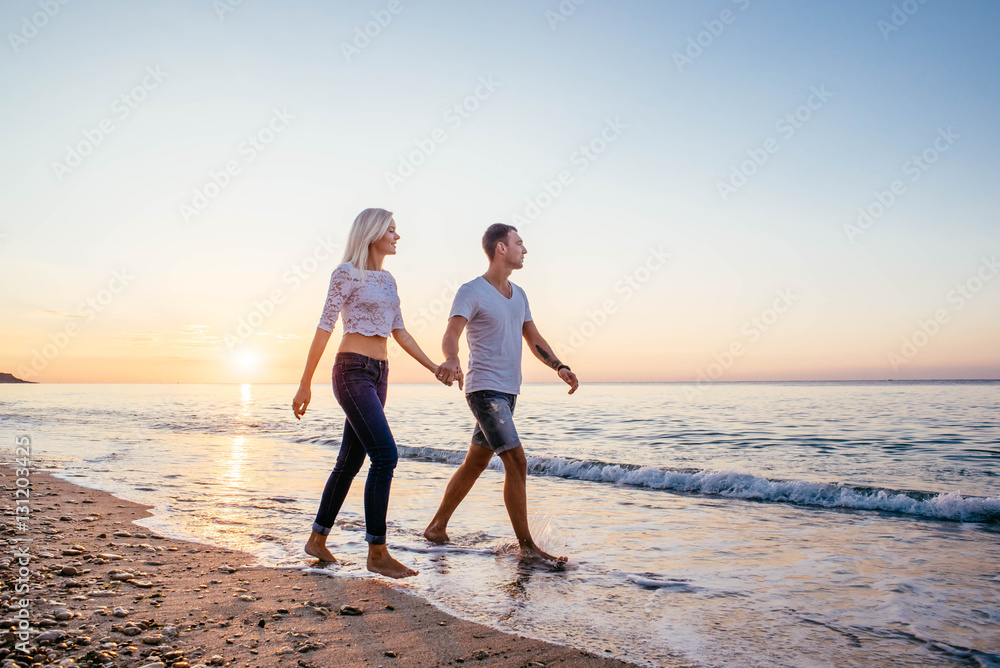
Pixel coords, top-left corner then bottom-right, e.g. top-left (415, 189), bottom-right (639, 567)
top-left (1, 0), bottom-right (998, 384)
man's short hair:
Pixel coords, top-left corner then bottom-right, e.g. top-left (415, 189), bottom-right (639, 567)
top-left (482, 223), bottom-right (517, 261)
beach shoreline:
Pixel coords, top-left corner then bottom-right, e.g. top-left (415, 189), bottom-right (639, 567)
top-left (0, 464), bottom-right (653, 668)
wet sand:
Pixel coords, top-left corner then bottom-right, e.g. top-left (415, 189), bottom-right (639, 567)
top-left (0, 466), bottom-right (647, 668)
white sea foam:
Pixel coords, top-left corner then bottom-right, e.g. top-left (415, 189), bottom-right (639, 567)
top-left (395, 446), bottom-right (1000, 523)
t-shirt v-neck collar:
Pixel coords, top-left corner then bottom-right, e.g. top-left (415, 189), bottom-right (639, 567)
top-left (479, 275), bottom-right (514, 300)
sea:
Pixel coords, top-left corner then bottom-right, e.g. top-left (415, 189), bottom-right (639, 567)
top-left (2, 380), bottom-right (998, 668)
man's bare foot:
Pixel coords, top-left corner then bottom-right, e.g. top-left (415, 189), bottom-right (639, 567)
top-left (304, 535), bottom-right (338, 563)
top-left (519, 543), bottom-right (568, 569)
top-left (423, 523), bottom-right (449, 543)
top-left (367, 546), bottom-right (418, 579)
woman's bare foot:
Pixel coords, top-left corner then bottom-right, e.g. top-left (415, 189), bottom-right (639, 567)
top-left (519, 542), bottom-right (568, 569)
top-left (304, 531), bottom-right (338, 563)
top-left (367, 545), bottom-right (418, 579)
top-left (423, 522), bottom-right (449, 543)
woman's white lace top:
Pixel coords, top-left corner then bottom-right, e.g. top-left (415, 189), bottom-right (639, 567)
top-left (317, 262), bottom-right (405, 336)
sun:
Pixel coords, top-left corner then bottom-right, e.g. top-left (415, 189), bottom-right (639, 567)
top-left (232, 349), bottom-right (262, 375)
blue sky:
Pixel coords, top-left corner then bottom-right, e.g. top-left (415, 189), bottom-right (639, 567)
top-left (1, 0), bottom-right (998, 383)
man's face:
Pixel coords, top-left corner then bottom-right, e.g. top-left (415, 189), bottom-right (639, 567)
top-left (502, 231), bottom-right (527, 269)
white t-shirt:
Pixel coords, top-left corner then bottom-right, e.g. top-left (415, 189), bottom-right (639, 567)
top-left (449, 276), bottom-right (532, 395)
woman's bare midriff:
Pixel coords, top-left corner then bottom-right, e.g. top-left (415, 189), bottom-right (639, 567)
top-left (338, 332), bottom-right (389, 360)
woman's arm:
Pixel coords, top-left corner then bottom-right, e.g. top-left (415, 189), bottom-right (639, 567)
top-left (391, 328), bottom-right (438, 374)
top-left (292, 327), bottom-right (333, 419)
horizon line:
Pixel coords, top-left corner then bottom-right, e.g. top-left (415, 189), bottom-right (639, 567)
top-left (6, 378), bottom-right (999, 385)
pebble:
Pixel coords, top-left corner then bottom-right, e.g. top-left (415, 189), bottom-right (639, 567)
top-left (472, 649), bottom-right (489, 660)
top-left (133, 581), bottom-right (155, 588)
top-left (36, 629), bottom-right (66, 642)
top-left (339, 605), bottom-right (364, 616)
top-left (138, 663), bottom-right (166, 668)
top-left (209, 655), bottom-right (225, 665)
top-left (122, 626), bottom-right (142, 636)
top-left (142, 633), bottom-right (164, 645)
top-left (109, 571), bottom-right (135, 581)
top-left (59, 566), bottom-right (80, 576)
top-left (53, 608), bottom-right (73, 620)
top-left (113, 530), bottom-right (132, 537)
top-left (112, 606), bottom-right (129, 618)
top-left (96, 553), bottom-right (124, 560)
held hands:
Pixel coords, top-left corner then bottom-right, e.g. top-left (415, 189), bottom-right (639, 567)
top-left (292, 385), bottom-right (311, 420)
top-left (435, 357), bottom-right (464, 390)
top-left (558, 367), bottom-right (579, 394)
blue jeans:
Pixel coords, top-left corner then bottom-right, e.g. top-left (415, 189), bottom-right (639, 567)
top-left (312, 352), bottom-right (397, 545)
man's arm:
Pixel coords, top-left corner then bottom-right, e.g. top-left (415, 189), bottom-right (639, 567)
top-left (522, 320), bottom-right (579, 394)
top-left (436, 315), bottom-right (468, 388)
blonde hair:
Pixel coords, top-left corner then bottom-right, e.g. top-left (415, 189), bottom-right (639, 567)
top-left (341, 208), bottom-right (394, 279)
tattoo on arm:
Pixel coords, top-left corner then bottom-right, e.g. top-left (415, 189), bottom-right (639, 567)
top-left (535, 344), bottom-right (562, 370)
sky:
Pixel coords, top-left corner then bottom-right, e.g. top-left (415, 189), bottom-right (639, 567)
top-left (1, 0), bottom-right (998, 384)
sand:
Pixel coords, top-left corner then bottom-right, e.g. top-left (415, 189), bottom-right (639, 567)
top-left (0, 466), bottom-right (644, 668)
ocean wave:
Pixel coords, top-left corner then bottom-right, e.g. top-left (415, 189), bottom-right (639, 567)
top-left (393, 445), bottom-right (1000, 524)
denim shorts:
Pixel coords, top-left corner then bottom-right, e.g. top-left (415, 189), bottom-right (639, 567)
top-left (466, 390), bottom-right (521, 454)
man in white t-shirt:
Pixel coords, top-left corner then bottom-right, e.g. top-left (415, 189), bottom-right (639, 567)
top-left (426, 224), bottom-right (579, 565)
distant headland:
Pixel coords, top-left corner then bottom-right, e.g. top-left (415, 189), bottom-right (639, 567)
top-left (0, 373), bottom-right (35, 383)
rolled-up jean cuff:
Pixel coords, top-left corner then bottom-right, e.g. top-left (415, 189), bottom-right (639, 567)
top-left (365, 533), bottom-right (386, 545)
top-left (312, 522), bottom-right (332, 536)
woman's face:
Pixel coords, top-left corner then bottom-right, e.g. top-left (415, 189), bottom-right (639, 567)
top-left (371, 218), bottom-right (399, 256)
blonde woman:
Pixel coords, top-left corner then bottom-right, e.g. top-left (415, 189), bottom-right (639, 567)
top-left (292, 208), bottom-right (449, 578)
